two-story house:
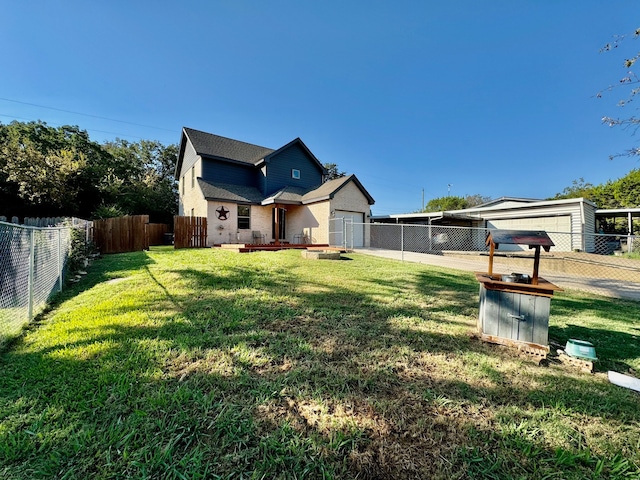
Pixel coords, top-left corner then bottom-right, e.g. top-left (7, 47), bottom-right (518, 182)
top-left (175, 127), bottom-right (375, 247)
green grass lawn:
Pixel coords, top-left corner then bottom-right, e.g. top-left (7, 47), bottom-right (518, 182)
top-left (1, 247), bottom-right (639, 479)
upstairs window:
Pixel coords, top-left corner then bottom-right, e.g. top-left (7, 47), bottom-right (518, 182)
top-left (191, 166), bottom-right (195, 188)
top-left (291, 169), bottom-right (300, 180)
top-left (237, 205), bottom-right (250, 229)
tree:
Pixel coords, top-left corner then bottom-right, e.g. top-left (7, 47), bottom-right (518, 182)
top-left (598, 28), bottom-right (640, 159)
top-left (551, 177), bottom-right (595, 200)
top-left (101, 139), bottom-right (178, 224)
top-left (0, 121), bottom-right (178, 222)
top-left (464, 194), bottom-right (492, 207)
top-left (419, 194), bottom-right (491, 212)
top-left (323, 162), bottom-right (346, 180)
top-left (550, 169), bottom-right (640, 208)
top-left (422, 195), bottom-right (468, 212)
top-left (0, 121), bottom-right (108, 217)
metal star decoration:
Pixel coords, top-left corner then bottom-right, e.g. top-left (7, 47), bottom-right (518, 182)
top-left (216, 206), bottom-right (229, 220)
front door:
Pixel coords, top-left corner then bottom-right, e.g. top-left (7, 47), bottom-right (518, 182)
top-left (272, 207), bottom-right (286, 243)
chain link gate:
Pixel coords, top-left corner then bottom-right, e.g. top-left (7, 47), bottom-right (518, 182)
top-left (329, 217), bottom-right (355, 249)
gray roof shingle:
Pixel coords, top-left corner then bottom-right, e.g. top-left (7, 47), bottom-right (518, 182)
top-left (261, 186), bottom-right (308, 205)
top-left (184, 128), bottom-right (274, 165)
top-left (301, 175), bottom-right (374, 205)
top-left (197, 178), bottom-right (265, 204)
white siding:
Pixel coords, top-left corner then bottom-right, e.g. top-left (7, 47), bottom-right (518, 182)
top-left (583, 202), bottom-right (597, 252)
top-left (487, 216), bottom-right (571, 251)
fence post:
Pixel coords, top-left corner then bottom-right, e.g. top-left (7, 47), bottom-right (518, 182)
top-left (58, 228), bottom-right (63, 292)
top-left (342, 217), bottom-right (347, 249)
top-left (401, 225), bottom-right (404, 262)
top-left (28, 228), bottom-right (35, 320)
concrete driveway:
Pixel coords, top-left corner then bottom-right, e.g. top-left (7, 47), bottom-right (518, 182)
top-left (355, 248), bottom-right (640, 302)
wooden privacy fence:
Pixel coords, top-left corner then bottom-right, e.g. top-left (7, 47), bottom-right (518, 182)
top-left (174, 216), bottom-right (207, 248)
top-left (93, 216), bottom-right (170, 254)
top-left (147, 223), bottom-right (169, 246)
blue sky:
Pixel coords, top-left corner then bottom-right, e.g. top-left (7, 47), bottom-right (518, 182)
top-left (1, 1), bottom-right (638, 215)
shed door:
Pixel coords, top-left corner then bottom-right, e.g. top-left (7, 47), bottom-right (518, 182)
top-left (334, 210), bottom-right (364, 247)
top-left (480, 287), bottom-right (550, 346)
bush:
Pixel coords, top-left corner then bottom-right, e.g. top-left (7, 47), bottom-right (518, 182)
top-left (66, 226), bottom-right (97, 275)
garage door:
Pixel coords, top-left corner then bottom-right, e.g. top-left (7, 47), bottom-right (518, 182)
top-left (334, 210), bottom-right (365, 247)
top-left (487, 216), bottom-right (571, 251)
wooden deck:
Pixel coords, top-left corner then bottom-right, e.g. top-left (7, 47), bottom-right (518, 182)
top-left (215, 243), bottom-right (346, 253)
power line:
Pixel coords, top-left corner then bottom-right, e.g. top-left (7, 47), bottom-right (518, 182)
top-left (0, 113), bottom-right (155, 141)
top-left (0, 97), bottom-right (176, 133)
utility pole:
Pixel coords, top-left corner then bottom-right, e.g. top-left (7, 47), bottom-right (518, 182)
top-left (447, 183), bottom-right (453, 195)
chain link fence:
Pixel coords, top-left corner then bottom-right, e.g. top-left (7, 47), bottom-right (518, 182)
top-left (328, 222), bottom-right (640, 293)
top-left (329, 217), bottom-right (354, 249)
top-left (0, 219), bottom-right (90, 346)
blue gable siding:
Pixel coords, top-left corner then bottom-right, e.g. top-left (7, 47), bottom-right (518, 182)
top-left (264, 143), bottom-right (323, 195)
top-left (201, 158), bottom-right (258, 187)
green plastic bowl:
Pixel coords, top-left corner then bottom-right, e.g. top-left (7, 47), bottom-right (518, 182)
top-left (565, 339), bottom-right (597, 361)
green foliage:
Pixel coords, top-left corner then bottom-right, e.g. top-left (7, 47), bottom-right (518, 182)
top-left (421, 194), bottom-right (490, 212)
top-left (101, 139), bottom-right (179, 224)
top-left (66, 226), bottom-right (97, 274)
top-left (551, 177), bottom-right (595, 200)
top-left (551, 169), bottom-right (640, 210)
top-left (91, 204), bottom-right (128, 219)
top-left (464, 193), bottom-right (492, 207)
top-left (0, 121), bottom-right (178, 223)
top-left (422, 195), bottom-right (467, 212)
top-left (0, 121), bottom-right (108, 217)
top-left (323, 162), bottom-right (346, 180)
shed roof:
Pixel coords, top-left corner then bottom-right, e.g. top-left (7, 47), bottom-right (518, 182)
top-left (372, 197), bottom-right (598, 222)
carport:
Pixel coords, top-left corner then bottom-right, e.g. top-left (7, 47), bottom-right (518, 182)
top-left (596, 207), bottom-right (640, 236)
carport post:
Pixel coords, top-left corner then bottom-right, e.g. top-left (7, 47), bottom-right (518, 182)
top-left (628, 212), bottom-right (633, 253)
top-left (342, 217), bottom-right (347, 249)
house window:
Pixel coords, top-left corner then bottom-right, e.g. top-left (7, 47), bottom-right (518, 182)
top-left (191, 166), bottom-right (195, 188)
top-left (237, 205), bottom-right (250, 229)
top-left (190, 208), bottom-right (194, 217)
top-left (291, 169), bottom-right (300, 179)
top-left (181, 175), bottom-right (185, 195)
